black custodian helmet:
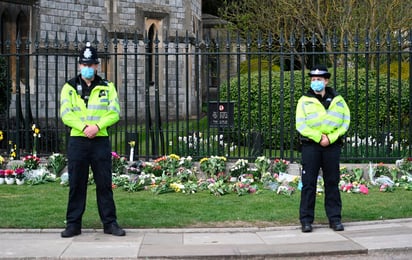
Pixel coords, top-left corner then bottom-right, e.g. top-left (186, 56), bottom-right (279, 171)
top-left (78, 42), bottom-right (99, 64)
top-left (307, 65), bottom-right (331, 79)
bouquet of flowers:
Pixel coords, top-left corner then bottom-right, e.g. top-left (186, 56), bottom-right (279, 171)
top-left (352, 183), bottom-right (369, 194)
top-left (232, 181), bottom-right (257, 196)
top-left (254, 156), bottom-right (271, 175)
top-left (156, 154), bottom-right (181, 176)
top-left (199, 156), bottom-right (226, 177)
top-left (23, 155), bottom-right (41, 170)
top-left (32, 124), bottom-right (41, 156)
top-left (14, 167), bottom-right (25, 180)
top-left (398, 157), bottom-right (412, 173)
top-left (179, 156), bottom-right (194, 169)
top-left (379, 183), bottom-right (394, 192)
top-left (151, 176), bottom-right (175, 194)
top-left (128, 140), bottom-right (135, 162)
top-left (4, 169), bottom-right (14, 179)
top-left (170, 182), bottom-right (185, 193)
top-left (111, 152), bottom-right (128, 175)
top-left (183, 180), bottom-right (198, 194)
top-left (0, 155), bottom-right (5, 169)
top-left (276, 182), bottom-right (295, 196)
top-left (9, 141), bottom-right (17, 160)
top-left (374, 163), bottom-right (390, 177)
top-left (229, 159), bottom-right (249, 178)
top-left (207, 179), bottom-right (230, 196)
top-left (48, 153), bottom-right (67, 176)
top-left (272, 158), bottom-right (289, 173)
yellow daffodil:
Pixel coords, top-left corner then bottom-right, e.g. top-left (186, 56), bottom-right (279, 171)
top-left (169, 153), bottom-right (180, 160)
top-left (33, 127), bottom-right (40, 137)
top-left (199, 157), bottom-right (208, 164)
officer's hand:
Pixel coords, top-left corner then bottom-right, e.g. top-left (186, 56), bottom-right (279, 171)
top-left (320, 134), bottom-right (330, 147)
top-left (84, 125), bottom-right (99, 139)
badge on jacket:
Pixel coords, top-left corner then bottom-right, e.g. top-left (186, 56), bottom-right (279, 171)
top-left (99, 90), bottom-right (107, 97)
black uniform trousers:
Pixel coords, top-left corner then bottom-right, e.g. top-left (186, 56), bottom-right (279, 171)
top-left (66, 136), bottom-right (117, 230)
top-left (299, 141), bottom-right (342, 225)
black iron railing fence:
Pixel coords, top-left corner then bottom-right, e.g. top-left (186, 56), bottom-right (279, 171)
top-left (0, 30), bottom-right (411, 163)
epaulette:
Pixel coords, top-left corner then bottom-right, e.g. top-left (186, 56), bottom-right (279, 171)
top-left (66, 77), bottom-right (78, 89)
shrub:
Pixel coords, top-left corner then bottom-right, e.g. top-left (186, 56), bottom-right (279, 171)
top-left (239, 59), bottom-right (280, 74)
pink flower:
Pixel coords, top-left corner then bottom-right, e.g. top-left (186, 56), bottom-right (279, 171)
top-left (15, 168), bottom-right (25, 174)
top-left (343, 183), bottom-right (353, 192)
top-left (359, 184), bottom-right (369, 194)
top-left (111, 152), bottom-right (120, 158)
top-left (4, 169), bottom-right (14, 176)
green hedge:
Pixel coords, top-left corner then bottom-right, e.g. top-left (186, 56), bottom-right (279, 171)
top-left (219, 67), bottom-right (410, 150)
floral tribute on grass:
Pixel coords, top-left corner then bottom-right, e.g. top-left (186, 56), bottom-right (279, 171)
top-left (0, 152), bottom-right (57, 185)
top-left (338, 158), bottom-right (412, 195)
top-left (108, 155), bottom-right (298, 197)
top-left (2, 143), bottom-right (412, 198)
top-left (339, 167), bottom-right (369, 194)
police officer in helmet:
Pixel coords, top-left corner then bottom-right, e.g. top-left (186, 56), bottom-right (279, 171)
top-left (60, 42), bottom-right (125, 237)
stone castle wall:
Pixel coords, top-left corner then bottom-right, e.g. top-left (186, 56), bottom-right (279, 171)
top-left (1, 0), bottom-right (203, 120)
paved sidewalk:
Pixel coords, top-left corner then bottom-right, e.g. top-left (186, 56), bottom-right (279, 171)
top-left (1, 218), bottom-right (412, 259)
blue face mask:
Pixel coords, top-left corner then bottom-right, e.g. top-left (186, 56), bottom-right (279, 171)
top-left (310, 80), bottom-right (325, 92)
top-left (80, 67), bottom-right (95, 79)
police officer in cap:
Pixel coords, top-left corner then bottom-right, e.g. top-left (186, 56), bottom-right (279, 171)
top-left (60, 42), bottom-right (125, 237)
top-left (295, 65), bottom-right (350, 232)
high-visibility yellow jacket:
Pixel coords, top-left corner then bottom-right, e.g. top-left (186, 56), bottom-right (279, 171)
top-left (60, 75), bottom-right (120, 137)
top-left (295, 88), bottom-right (350, 144)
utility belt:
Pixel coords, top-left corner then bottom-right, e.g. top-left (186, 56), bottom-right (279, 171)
top-left (299, 136), bottom-right (343, 146)
top-left (299, 137), bottom-right (317, 145)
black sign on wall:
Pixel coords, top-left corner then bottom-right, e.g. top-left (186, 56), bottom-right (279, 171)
top-left (208, 101), bottom-right (234, 128)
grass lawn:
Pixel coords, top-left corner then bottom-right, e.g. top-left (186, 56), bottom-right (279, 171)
top-left (1, 182), bottom-right (412, 229)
